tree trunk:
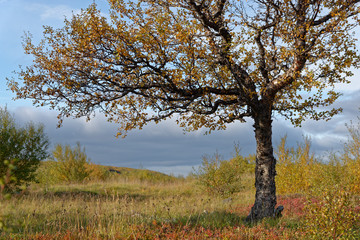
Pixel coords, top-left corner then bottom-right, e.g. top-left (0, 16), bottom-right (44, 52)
top-left (246, 107), bottom-right (277, 222)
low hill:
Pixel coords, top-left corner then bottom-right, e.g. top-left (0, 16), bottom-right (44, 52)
top-left (36, 161), bottom-right (180, 184)
top-left (103, 165), bottom-right (179, 182)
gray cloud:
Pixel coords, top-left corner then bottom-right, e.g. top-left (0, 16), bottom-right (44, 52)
top-left (8, 106), bottom-right (256, 174)
top-left (296, 90), bottom-right (360, 155)
top-left (7, 91), bottom-right (358, 176)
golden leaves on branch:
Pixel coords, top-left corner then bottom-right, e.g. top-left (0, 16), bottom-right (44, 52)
top-left (7, 0), bottom-right (360, 135)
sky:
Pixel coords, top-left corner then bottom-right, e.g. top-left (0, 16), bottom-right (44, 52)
top-left (1, 0), bottom-right (360, 176)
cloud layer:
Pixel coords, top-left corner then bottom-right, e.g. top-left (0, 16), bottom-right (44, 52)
top-left (7, 90), bottom-right (359, 175)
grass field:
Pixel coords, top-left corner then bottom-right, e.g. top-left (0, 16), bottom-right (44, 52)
top-left (2, 131), bottom-right (360, 239)
top-left (1, 167), bottom-right (359, 240)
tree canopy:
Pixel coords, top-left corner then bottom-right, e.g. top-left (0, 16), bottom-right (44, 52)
top-left (10, 0), bottom-right (360, 134)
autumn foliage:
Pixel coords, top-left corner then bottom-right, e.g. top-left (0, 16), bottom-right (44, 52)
top-left (10, 1), bottom-right (360, 129)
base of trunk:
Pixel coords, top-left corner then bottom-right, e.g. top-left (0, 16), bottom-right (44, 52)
top-left (246, 158), bottom-right (277, 222)
top-left (246, 194), bottom-right (277, 222)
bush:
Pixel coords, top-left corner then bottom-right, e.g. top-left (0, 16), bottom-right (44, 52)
top-left (304, 186), bottom-right (359, 239)
top-left (275, 135), bottom-right (332, 195)
top-left (275, 116), bottom-right (360, 196)
top-left (34, 160), bottom-right (59, 185)
top-left (36, 143), bottom-right (109, 184)
top-left (84, 163), bottom-right (110, 181)
top-left (50, 143), bottom-right (92, 183)
top-left (0, 160), bottom-right (16, 233)
top-left (341, 120), bottom-right (360, 193)
top-left (0, 107), bottom-right (49, 193)
top-left (195, 145), bottom-right (254, 197)
top-left (0, 160), bottom-right (16, 199)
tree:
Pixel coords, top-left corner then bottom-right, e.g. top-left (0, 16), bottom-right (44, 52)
top-left (8, 0), bottom-right (360, 220)
top-left (0, 107), bottom-right (49, 192)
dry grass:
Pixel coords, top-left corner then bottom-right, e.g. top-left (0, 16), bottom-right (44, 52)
top-left (1, 171), bottom-right (359, 239)
top-left (1, 176), bottom-right (256, 239)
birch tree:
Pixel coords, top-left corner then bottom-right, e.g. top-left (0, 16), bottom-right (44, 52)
top-left (9, 0), bottom-right (360, 220)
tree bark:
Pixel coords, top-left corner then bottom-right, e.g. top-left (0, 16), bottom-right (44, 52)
top-left (247, 105), bottom-right (277, 222)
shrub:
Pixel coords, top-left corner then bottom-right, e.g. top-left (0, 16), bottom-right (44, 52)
top-left (195, 146), bottom-right (253, 197)
top-left (341, 120), bottom-right (360, 193)
top-left (304, 187), bottom-right (359, 239)
top-left (0, 160), bottom-right (16, 199)
top-left (34, 160), bottom-right (59, 185)
top-left (36, 143), bottom-right (110, 184)
top-left (36, 160), bottom-right (109, 185)
top-left (0, 160), bottom-right (16, 232)
top-left (275, 136), bottom-right (325, 195)
top-left (275, 127), bottom-right (360, 196)
top-left (50, 143), bottom-right (92, 183)
top-left (0, 217), bottom-right (3, 232)
top-left (85, 163), bottom-right (110, 181)
top-left (0, 107), bottom-right (49, 192)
